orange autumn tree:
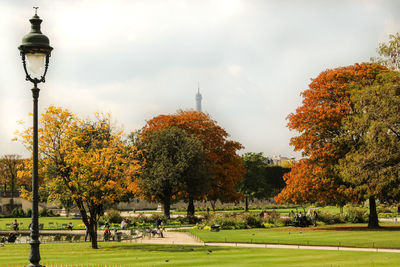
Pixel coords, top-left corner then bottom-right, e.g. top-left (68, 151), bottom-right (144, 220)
top-left (141, 110), bottom-right (244, 214)
top-left (275, 63), bottom-right (388, 206)
top-left (16, 106), bottom-right (141, 249)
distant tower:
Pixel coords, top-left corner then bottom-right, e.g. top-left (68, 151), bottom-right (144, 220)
top-left (195, 83), bottom-right (202, 112)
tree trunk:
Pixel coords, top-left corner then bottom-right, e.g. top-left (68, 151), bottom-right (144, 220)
top-left (162, 198), bottom-right (171, 219)
top-left (89, 222), bottom-right (98, 249)
top-left (368, 196), bottom-right (379, 228)
top-left (187, 197), bottom-right (195, 217)
top-left (245, 195), bottom-right (249, 212)
top-left (340, 205), bottom-right (344, 214)
top-left (10, 175), bottom-right (14, 211)
top-left (210, 200), bottom-right (216, 212)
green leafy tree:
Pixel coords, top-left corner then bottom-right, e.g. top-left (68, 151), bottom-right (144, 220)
top-left (337, 71), bottom-right (400, 228)
top-left (372, 33), bottom-right (400, 71)
top-left (239, 153), bottom-right (270, 211)
top-left (136, 127), bottom-right (208, 218)
top-left (239, 153), bottom-right (290, 211)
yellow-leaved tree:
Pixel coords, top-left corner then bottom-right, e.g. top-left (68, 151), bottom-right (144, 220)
top-left (16, 106), bottom-right (141, 249)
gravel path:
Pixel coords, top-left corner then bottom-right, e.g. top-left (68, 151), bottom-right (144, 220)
top-left (138, 231), bottom-right (400, 254)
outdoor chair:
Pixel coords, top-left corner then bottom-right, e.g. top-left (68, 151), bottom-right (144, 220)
top-left (53, 235), bottom-right (62, 242)
top-left (48, 222), bottom-right (55, 229)
top-left (211, 224), bottom-right (220, 232)
top-left (65, 234), bottom-right (73, 242)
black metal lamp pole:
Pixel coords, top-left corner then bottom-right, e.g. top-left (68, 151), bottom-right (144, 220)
top-left (18, 7), bottom-right (53, 267)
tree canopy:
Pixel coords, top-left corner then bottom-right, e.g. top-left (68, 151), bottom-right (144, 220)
top-left (135, 126), bottom-right (208, 218)
top-left (16, 106), bottom-right (140, 248)
top-left (141, 111), bottom-right (244, 211)
top-left (239, 152), bottom-right (290, 211)
top-left (337, 71), bottom-right (400, 227)
top-left (276, 63), bottom-right (388, 207)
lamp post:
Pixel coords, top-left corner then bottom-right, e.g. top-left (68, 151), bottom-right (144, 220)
top-left (18, 7), bottom-right (53, 267)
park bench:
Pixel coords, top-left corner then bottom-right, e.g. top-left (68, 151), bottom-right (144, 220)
top-left (211, 224), bottom-right (220, 232)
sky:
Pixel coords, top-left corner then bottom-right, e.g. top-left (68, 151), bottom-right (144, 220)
top-left (0, 0), bottom-right (399, 159)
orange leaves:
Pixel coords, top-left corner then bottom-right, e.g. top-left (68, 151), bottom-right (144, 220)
top-left (142, 110), bottom-right (244, 203)
top-left (278, 63), bottom-right (388, 205)
top-left (16, 106), bottom-right (142, 216)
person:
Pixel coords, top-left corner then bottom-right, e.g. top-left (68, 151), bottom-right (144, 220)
top-left (289, 210), bottom-right (295, 218)
top-left (85, 219), bottom-right (91, 242)
top-left (7, 232), bottom-right (17, 243)
top-left (206, 207), bottom-right (210, 215)
top-left (67, 222), bottom-right (73, 231)
top-left (311, 211), bottom-right (318, 227)
top-left (156, 228), bottom-right (164, 238)
top-left (156, 218), bottom-right (162, 228)
top-left (104, 225), bottom-right (111, 241)
top-left (12, 220), bottom-right (19, 231)
top-left (121, 219), bottom-right (127, 230)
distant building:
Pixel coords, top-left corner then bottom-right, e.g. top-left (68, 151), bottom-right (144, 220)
top-left (195, 84), bottom-right (202, 112)
top-left (269, 155), bottom-right (296, 166)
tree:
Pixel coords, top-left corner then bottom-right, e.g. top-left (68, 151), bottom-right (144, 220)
top-left (239, 153), bottom-right (290, 211)
top-left (276, 63), bottom-right (388, 209)
top-left (0, 155), bottom-right (22, 210)
top-left (372, 33), bottom-right (400, 71)
top-left (142, 111), bottom-right (244, 213)
top-left (136, 127), bottom-right (207, 218)
top-left (337, 71), bottom-right (400, 228)
top-left (239, 152), bottom-right (270, 211)
top-left (16, 106), bottom-right (140, 248)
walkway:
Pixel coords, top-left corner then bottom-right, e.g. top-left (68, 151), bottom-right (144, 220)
top-left (137, 230), bottom-right (400, 254)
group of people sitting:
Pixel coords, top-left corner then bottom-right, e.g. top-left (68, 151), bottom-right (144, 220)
top-left (288, 210), bottom-right (318, 227)
top-left (146, 226), bottom-right (164, 238)
top-left (0, 232), bottom-right (17, 243)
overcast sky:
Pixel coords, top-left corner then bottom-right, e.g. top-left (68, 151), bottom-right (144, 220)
top-left (1, 0), bottom-right (399, 159)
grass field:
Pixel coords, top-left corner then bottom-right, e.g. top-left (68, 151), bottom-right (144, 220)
top-left (188, 225), bottom-right (400, 249)
top-left (0, 217), bottom-right (85, 230)
top-left (0, 242), bottom-right (400, 266)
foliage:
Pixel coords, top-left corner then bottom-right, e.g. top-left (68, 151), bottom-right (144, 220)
top-left (316, 211), bottom-right (344, 225)
top-left (371, 32), bottom-right (400, 71)
top-left (203, 212), bottom-right (279, 230)
top-left (11, 208), bottom-right (26, 218)
top-left (343, 208), bottom-right (368, 224)
top-left (104, 209), bottom-right (123, 224)
top-left (135, 126), bottom-right (207, 218)
top-left (0, 155), bottom-right (27, 206)
top-left (16, 106), bottom-right (141, 248)
top-left (141, 110), bottom-right (244, 208)
top-left (276, 63), bottom-right (389, 205)
top-left (239, 152), bottom-right (270, 201)
top-left (337, 71), bottom-right (400, 227)
top-left (239, 153), bottom-right (289, 210)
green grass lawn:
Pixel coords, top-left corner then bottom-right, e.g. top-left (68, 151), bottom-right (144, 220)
top-left (188, 225), bottom-right (400, 249)
top-left (0, 242), bottom-right (400, 266)
top-left (0, 217), bottom-right (85, 230)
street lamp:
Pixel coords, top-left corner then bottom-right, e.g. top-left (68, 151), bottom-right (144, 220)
top-left (18, 7), bottom-right (53, 267)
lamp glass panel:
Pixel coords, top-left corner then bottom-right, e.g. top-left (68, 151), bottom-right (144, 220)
top-left (26, 53), bottom-right (46, 75)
